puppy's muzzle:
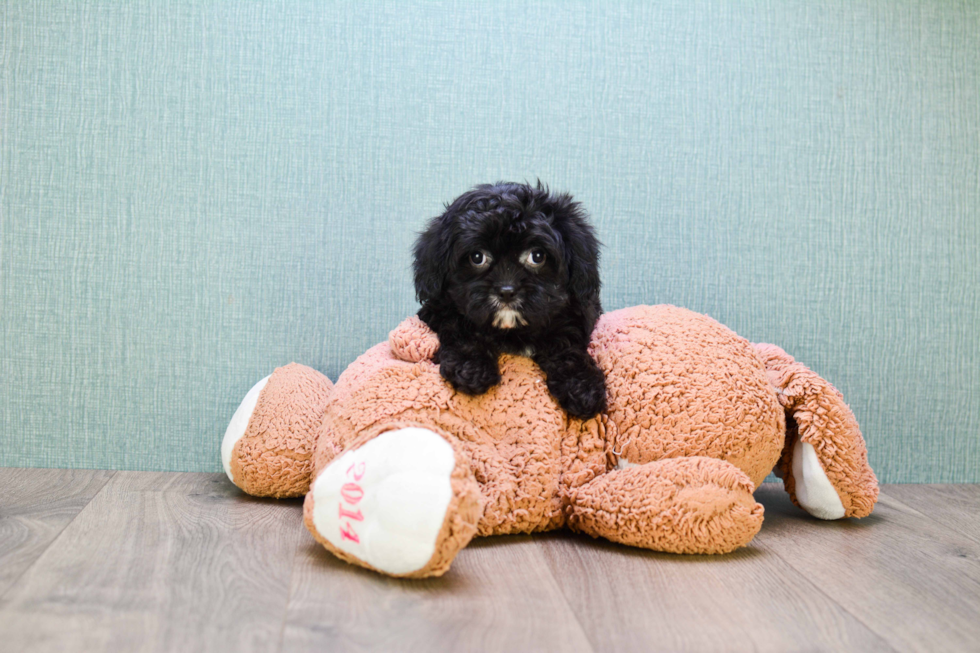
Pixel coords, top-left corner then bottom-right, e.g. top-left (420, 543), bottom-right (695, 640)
top-left (490, 290), bottom-right (527, 329)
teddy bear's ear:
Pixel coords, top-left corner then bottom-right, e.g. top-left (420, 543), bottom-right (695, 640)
top-left (389, 315), bottom-right (440, 363)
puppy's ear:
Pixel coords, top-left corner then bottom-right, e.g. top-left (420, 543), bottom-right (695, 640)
top-left (552, 195), bottom-right (602, 310)
top-left (412, 212), bottom-right (454, 304)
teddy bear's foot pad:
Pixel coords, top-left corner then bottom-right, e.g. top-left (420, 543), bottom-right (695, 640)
top-left (307, 427), bottom-right (458, 576)
top-left (791, 435), bottom-right (846, 520)
top-left (221, 375), bottom-right (271, 482)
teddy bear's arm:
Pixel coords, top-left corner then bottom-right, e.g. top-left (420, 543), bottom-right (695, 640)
top-left (566, 457), bottom-right (765, 554)
top-left (388, 315), bottom-right (440, 363)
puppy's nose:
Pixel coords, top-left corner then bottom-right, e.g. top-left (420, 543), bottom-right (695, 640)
top-left (497, 285), bottom-right (516, 302)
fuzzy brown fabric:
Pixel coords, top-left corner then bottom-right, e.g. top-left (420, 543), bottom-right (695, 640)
top-left (229, 363), bottom-right (333, 498)
top-left (567, 456), bottom-right (764, 554)
top-left (225, 305), bottom-right (878, 577)
top-left (588, 306), bottom-right (785, 490)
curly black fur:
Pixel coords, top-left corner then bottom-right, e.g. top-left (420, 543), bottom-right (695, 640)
top-left (413, 181), bottom-right (606, 419)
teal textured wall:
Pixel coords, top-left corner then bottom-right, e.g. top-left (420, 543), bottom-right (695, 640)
top-left (2, 1), bottom-right (977, 481)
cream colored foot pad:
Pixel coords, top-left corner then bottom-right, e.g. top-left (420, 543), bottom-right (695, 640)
top-left (311, 427), bottom-right (456, 575)
top-left (792, 435), bottom-right (846, 520)
top-left (221, 375), bottom-right (270, 482)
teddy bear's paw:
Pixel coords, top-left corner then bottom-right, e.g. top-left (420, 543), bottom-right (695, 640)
top-left (388, 315), bottom-right (439, 362)
top-left (221, 374), bottom-right (271, 482)
top-left (306, 427), bottom-right (469, 576)
top-left (791, 433), bottom-right (846, 520)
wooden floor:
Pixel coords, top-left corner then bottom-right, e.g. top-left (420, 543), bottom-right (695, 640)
top-left (0, 469), bottom-right (978, 652)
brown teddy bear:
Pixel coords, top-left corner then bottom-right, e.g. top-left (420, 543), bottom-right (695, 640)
top-left (221, 304), bottom-right (878, 578)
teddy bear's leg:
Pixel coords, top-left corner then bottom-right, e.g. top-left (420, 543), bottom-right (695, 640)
top-left (303, 424), bottom-right (482, 578)
top-left (567, 456), bottom-right (765, 554)
top-left (221, 363), bottom-right (334, 498)
top-left (754, 343), bottom-right (878, 519)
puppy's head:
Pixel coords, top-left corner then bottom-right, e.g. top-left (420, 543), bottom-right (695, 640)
top-left (413, 181), bottom-right (601, 332)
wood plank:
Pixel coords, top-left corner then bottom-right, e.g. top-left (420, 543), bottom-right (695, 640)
top-left (537, 529), bottom-right (891, 653)
top-left (282, 532), bottom-right (595, 652)
top-left (0, 471), bottom-right (305, 653)
top-left (881, 484), bottom-right (980, 544)
top-left (753, 485), bottom-right (980, 653)
top-left (0, 468), bottom-right (114, 597)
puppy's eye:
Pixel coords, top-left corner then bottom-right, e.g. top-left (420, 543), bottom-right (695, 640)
top-left (522, 249), bottom-right (546, 269)
top-left (469, 251), bottom-right (492, 269)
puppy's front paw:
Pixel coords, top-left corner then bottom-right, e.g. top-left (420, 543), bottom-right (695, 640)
top-left (547, 364), bottom-right (607, 420)
top-left (439, 352), bottom-right (501, 395)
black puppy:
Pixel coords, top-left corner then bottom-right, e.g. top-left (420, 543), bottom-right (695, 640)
top-left (413, 181), bottom-right (606, 419)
